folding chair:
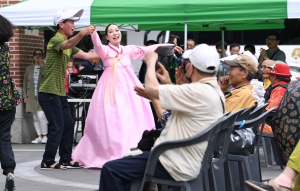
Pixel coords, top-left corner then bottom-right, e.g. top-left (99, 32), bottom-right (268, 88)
top-left (226, 108), bottom-right (276, 191)
top-left (210, 109), bottom-right (245, 191)
top-left (130, 114), bottom-right (228, 191)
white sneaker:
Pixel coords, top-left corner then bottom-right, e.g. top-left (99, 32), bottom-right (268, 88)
top-left (41, 136), bottom-right (47, 144)
top-left (31, 137), bottom-right (42, 144)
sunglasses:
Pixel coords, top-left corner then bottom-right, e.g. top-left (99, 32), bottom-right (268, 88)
top-left (181, 59), bottom-right (190, 73)
top-left (33, 53), bottom-right (43, 57)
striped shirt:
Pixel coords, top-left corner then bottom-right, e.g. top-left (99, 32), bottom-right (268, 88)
top-left (39, 32), bottom-right (80, 96)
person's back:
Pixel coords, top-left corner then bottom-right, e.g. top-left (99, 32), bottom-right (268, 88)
top-left (154, 78), bottom-right (224, 181)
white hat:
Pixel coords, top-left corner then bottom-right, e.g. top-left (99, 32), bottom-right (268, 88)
top-left (182, 44), bottom-right (220, 73)
top-left (54, 9), bottom-right (84, 26)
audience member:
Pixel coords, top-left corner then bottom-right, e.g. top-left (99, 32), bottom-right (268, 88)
top-left (261, 60), bottom-right (276, 90)
top-left (99, 44), bottom-right (224, 190)
top-left (246, 141), bottom-right (300, 191)
top-left (219, 51), bottom-right (258, 112)
top-left (138, 40), bottom-right (158, 83)
top-left (250, 71), bottom-right (265, 108)
top-left (216, 40), bottom-right (228, 58)
top-left (79, 49), bottom-right (102, 71)
top-left (65, 57), bottom-right (78, 120)
top-left (168, 34), bottom-right (180, 46)
top-left (271, 79), bottom-right (300, 166)
top-left (23, 49), bottom-right (48, 144)
top-left (230, 43), bottom-right (240, 55)
top-left (259, 32), bottom-right (286, 64)
top-left (187, 39), bottom-right (195, 49)
top-left (244, 44), bottom-right (256, 55)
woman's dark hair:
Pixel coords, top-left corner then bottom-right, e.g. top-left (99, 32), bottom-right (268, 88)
top-left (105, 23), bottom-right (117, 35)
top-left (32, 49), bottom-right (44, 56)
top-left (0, 15), bottom-right (15, 45)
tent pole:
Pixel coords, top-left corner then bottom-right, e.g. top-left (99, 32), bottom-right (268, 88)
top-left (221, 24), bottom-right (225, 76)
top-left (184, 23), bottom-right (187, 51)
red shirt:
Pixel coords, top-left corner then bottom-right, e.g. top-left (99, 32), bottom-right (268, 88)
top-left (266, 81), bottom-right (289, 110)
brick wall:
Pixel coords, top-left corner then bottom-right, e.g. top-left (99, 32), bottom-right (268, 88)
top-left (1, 0), bottom-right (45, 87)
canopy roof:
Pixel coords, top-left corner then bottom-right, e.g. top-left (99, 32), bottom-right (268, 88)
top-left (0, 0), bottom-right (299, 31)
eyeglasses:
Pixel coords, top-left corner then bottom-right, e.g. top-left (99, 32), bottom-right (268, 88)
top-left (33, 53), bottom-right (43, 57)
top-left (260, 65), bottom-right (272, 70)
top-left (266, 38), bottom-right (277, 42)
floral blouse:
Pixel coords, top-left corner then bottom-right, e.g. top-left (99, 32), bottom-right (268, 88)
top-left (0, 44), bottom-right (21, 110)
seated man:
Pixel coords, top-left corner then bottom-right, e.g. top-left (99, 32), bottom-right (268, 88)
top-left (99, 44), bottom-right (225, 191)
top-left (219, 51), bottom-right (258, 112)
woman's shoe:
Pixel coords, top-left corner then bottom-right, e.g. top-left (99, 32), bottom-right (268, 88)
top-left (245, 180), bottom-right (292, 191)
top-left (31, 137), bottom-right (42, 144)
top-left (41, 136), bottom-right (47, 144)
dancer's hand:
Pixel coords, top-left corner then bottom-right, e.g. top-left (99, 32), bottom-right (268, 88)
top-left (134, 86), bottom-right (151, 100)
top-left (143, 51), bottom-right (158, 66)
top-left (156, 62), bottom-right (172, 84)
top-left (23, 98), bottom-right (27, 104)
top-left (81, 24), bottom-right (96, 36)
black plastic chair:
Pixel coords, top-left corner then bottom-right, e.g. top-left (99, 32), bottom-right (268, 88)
top-left (235, 104), bottom-right (257, 121)
top-left (130, 114), bottom-right (228, 191)
top-left (210, 109), bottom-right (246, 191)
top-left (248, 103), bottom-right (268, 120)
top-left (226, 108), bottom-right (276, 191)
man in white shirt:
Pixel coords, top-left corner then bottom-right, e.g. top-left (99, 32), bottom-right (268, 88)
top-left (99, 44), bottom-right (225, 191)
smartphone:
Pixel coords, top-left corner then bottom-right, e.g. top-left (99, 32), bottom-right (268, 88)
top-left (155, 45), bottom-right (175, 56)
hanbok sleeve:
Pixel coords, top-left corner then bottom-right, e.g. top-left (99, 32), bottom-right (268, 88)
top-left (91, 31), bottom-right (109, 59)
top-left (127, 43), bottom-right (172, 60)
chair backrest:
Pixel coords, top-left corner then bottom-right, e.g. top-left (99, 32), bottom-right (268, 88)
top-left (144, 114), bottom-right (227, 178)
top-left (214, 108), bottom-right (246, 157)
top-left (236, 105), bottom-right (254, 121)
top-left (234, 108), bottom-right (276, 152)
top-left (248, 103), bottom-right (269, 120)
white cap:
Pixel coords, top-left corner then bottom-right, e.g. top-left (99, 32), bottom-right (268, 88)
top-left (182, 44), bottom-right (220, 73)
top-left (54, 9), bottom-right (84, 26)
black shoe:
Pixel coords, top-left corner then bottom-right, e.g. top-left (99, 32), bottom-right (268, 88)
top-left (3, 175), bottom-right (15, 191)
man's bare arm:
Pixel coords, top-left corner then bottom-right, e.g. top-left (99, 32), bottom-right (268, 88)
top-left (73, 50), bottom-right (100, 60)
top-left (144, 51), bottom-right (160, 100)
top-left (60, 25), bottom-right (96, 50)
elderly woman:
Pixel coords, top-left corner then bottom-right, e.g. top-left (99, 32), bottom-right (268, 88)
top-left (271, 80), bottom-right (300, 165)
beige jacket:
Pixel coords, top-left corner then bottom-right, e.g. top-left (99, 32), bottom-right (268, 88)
top-left (22, 65), bottom-right (44, 112)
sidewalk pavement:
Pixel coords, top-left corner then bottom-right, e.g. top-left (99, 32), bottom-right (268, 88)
top-left (0, 144), bottom-right (283, 191)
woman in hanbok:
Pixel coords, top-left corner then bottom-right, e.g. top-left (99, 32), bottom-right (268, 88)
top-left (72, 24), bottom-right (182, 168)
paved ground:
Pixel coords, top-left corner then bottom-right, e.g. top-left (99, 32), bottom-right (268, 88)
top-left (0, 144), bottom-right (283, 191)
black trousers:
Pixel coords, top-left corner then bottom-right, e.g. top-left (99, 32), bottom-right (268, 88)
top-left (0, 108), bottom-right (16, 175)
top-left (38, 93), bottom-right (74, 165)
top-left (99, 151), bottom-right (174, 191)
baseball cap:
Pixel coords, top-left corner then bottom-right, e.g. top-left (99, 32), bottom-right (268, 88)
top-left (54, 9), bottom-right (84, 26)
top-left (220, 50), bottom-right (258, 74)
top-left (182, 44), bottom-right (220, 73)
top-left (267, 63), bottom-right (292, 78)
